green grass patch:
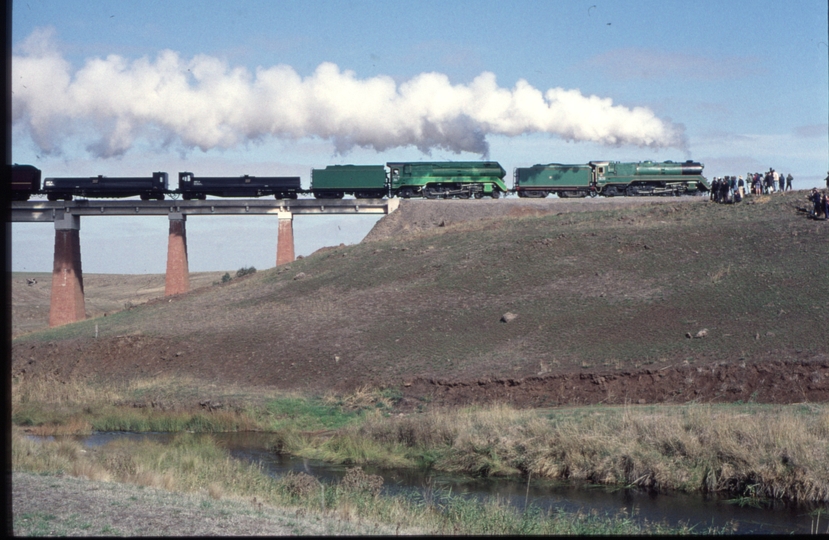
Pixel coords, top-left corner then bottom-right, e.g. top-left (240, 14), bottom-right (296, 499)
top-left (263, 396), bottom-right (363, 431)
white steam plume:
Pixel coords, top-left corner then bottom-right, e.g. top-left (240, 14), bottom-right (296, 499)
top-left (13, 28), bottom-right (686, 158)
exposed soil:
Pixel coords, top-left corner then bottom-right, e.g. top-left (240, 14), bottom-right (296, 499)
top-left (398, 356), bottom-right (829, 409)
top-left (11, 193), bottom-right (829, 411)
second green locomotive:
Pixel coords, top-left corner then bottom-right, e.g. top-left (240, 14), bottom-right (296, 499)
top-left (514, 160), bottom-right (710, 198)
top-left (311, 161), bottom-right (508, 199)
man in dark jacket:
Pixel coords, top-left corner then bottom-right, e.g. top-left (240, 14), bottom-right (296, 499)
top-left (720, 178), bottom-right (730, 203)
top-left (810, 188), bottom-right (822, 218)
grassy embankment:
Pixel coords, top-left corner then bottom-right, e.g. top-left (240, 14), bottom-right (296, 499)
top-left (13, 194), bottom-right (829, 388)
top-left (13, 375), bottom-right (829, 506)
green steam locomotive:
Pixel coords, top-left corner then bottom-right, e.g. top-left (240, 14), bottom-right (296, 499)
top-left (311, 161), bottom-right (508, 199)
top-left (514, 160), bottom-right (710, 198)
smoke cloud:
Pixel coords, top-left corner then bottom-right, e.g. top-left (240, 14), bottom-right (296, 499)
top-left (13, 28), bottom-right (686, 158)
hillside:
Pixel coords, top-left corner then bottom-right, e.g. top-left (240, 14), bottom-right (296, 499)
top-left (11, 192), bottom-right (829, 408)
top-left (11, 272), bottom-right (227, 338)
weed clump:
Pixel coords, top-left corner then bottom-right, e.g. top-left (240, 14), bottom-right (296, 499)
top-left (339, 467), bottom-right (383, 497)
top-left (280, 472), bottom-right (321, 500)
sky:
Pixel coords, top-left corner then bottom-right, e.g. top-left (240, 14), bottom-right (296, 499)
top-left (11, 0), bottom-right (829, 274)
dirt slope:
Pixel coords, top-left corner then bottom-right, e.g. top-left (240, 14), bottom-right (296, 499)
top-left (11, 193), bottom-right (829, 408)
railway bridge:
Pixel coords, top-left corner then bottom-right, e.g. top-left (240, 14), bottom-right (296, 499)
top-left (11, 198), bottom-right (399, 327)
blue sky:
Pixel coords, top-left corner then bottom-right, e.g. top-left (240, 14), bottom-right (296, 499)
top-left (11, 0), bottom-right (829, 273)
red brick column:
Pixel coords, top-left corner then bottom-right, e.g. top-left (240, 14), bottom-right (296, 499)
top-left (276, 212), bottom-right (295, 266)
top-left (165, 213), bottom-right (190, 296)
top-left (49, 214), bottom-right (85, 327)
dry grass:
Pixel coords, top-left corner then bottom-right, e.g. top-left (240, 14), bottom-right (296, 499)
top-left (13, 374), bottom-right (829, 502)
top-left (11, 423), bottom-right (729, 534)
top-left (13, 375), bottom-right (124, 408)
top-left (12, 374), bottom-right (270, 435)
top-left (350, 402), bottom-right (829, 502)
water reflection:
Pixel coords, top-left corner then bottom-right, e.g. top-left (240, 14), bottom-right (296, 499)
top-left (31, 431), bottom-right (825, 534)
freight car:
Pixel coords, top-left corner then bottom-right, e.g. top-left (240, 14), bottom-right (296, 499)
top-left (11, 164), bottom-right (42, 201)
top-left (42, 172), bottom-right (169, 201)
top-left (514, 160), bottom-right (710, 198)
top-left (178, 172), bottom-right (301, 200)
top-left (386, 161), bottom-right (508, 199)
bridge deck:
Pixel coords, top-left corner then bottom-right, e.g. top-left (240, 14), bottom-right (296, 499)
top-left (10, 198), bottom-right (399, 222)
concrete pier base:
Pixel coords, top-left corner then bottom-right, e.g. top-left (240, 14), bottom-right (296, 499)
top-left (276, 212), bottom-right (295, 266)
top-left (49, 214), bottom-right (85, 327)
top-left (165, 213), bottom-right (190, 296)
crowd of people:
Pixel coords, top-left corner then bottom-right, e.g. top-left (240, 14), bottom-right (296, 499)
top-left (708, 167), bottom-right (829, 221)
top-left (710, 168), bottom-right (793, 204)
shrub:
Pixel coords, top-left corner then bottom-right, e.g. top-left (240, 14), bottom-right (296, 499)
top-left (221, 273), bottom-right (231, 283)
top-left (236, 266), bottom-right (257, 278)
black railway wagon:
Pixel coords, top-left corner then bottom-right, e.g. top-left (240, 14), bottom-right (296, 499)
top-left (42, 172), bottom-right (168, 201)
top-left (178, 172), bottom-right (302, 200)
top-left (11, 164), bottom-right (42, 201)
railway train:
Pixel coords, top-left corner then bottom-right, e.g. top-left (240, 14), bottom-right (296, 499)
top-left (9, 159), bottom-right (709, 201)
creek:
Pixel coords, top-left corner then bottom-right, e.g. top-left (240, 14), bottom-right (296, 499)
top-left (32, 431), bottom-right (829, 535)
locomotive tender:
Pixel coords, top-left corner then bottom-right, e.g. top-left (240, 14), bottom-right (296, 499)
top-left (311, 165), bottom-right (388, 199)
top-left (10, 159), bottom-right (708, 201)
top-left (514, 160), bottom-right (710, 198)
